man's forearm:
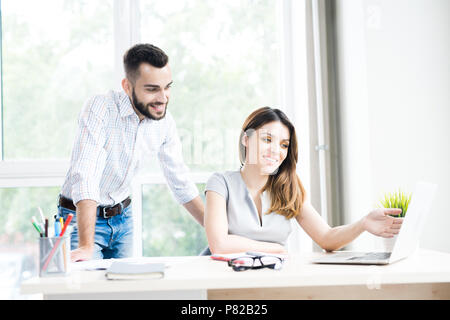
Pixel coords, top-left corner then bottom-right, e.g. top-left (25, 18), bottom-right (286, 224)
top-left (75, 199), bottom-right (98, 248)
top-left (183, 196), bottom-right (205, 227)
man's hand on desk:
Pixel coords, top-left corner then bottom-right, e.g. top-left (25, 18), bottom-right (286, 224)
top-left (71, 246), bottom-right (94, 262)
top-left (363, 208), bottom-right (403, 238)
top-left (72, 199), bottom-right (98, 262)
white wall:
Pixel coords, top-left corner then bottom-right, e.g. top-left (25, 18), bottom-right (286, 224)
top-left (334, 0), bottom-right (450, 252)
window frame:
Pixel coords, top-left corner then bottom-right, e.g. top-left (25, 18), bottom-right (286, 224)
top-left (0, 0), bottom-right (326, 256)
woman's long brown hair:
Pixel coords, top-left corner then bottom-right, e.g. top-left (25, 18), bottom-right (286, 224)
top-left (239, 107), bottom-right (306, 219)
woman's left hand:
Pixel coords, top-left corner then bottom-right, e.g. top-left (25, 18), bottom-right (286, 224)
top-left (363, 208), bottom-right (403, 238)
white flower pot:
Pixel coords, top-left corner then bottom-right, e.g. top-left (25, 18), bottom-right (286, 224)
top-left (382, 234), bottom-right (398, 252)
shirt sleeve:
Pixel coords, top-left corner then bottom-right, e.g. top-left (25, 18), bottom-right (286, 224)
top-left (158, 113), bottom-right (199, 204)
top-left (205, 172), bottom-right (229, 201)
top-left (69, 97), bottom-right (107, 205)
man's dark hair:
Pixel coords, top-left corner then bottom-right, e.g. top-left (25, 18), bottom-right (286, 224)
top-left (123, 43), bottom-right (169, 84)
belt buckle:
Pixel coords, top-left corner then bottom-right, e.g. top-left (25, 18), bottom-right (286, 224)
top-left (102, 202), bottom-right (123, 219)
top-left (102, 206), bottom-right (112, 219)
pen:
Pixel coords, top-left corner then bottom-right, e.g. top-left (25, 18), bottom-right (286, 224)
top-left (31, 218), bottom-right (43, 237)
top-left (32, 215), bottom-right (44, 235)
top-left (54, 220), bottom-right (61, 238)
top-left (59, 214), bottom-right (73, 237)
top-left (44, 218), bottom-right (49, 237)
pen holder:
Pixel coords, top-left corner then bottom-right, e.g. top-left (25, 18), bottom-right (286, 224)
top-left (39, 235), bottom-right (71, 277)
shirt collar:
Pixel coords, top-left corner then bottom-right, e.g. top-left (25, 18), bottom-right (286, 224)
top-left (118, 91), bottom-right (137, 119)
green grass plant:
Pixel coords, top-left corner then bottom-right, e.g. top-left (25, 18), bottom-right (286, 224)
top-left (378, 189), bottom-right (412, 217)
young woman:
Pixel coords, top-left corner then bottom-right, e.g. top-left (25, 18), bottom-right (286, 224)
top-left (204, 107), bottom-right (403, 254)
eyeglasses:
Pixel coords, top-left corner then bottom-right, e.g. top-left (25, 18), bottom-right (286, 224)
top-left (227, 255), bottom-right (284, 272)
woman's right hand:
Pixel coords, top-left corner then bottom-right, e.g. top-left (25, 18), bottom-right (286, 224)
top-left (363, 208), bottom-right (403, 238)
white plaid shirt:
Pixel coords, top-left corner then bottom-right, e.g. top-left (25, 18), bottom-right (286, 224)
top-left (61, 90), bottom-right (198, 206)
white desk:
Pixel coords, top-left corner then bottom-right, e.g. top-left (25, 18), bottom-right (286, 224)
top-left (21, 249), bottom-right (450, 300)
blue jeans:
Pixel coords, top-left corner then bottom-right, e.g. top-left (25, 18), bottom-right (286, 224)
top-left (57, 204), bottom-right (134, 259)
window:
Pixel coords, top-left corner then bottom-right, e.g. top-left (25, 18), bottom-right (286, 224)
top-left (139, 0), bottom-right (281, 173)
top-left (142, 183), bottom-right (207, 256)
top-left (0, 0), bottom-right (314, 299)
top-left (1, 0), bottom-right (114, 160)
top-left (0, 0), bottom-right (115, 299)
top-left (137, 1), bottom-right (283, 255)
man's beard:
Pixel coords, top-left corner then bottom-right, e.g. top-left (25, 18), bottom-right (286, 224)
top-left (131, 88), bottom-right (168, 121)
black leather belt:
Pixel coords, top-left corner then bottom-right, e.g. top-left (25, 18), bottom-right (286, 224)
top-left (58, 195), bottom-right (131, 219)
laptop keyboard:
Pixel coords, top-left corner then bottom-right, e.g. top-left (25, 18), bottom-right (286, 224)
top-left (347, 252), bottom-right (391, 261)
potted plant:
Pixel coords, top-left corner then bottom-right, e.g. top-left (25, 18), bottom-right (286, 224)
top-left (377, 189), bottom-right (412, 252)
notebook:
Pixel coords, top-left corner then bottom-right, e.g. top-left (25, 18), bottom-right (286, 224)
top-left (105, 261), bottom-right (165, 280)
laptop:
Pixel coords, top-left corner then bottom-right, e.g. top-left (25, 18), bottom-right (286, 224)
top-left (312, 182), bottom-right (437, 265)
